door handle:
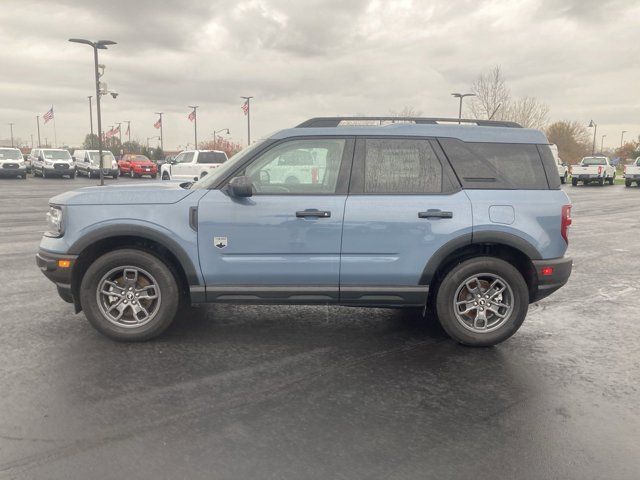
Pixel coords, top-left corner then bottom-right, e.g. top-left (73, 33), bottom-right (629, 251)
top-left (418, 210), bottom-right (453, 219)
top-left (296, 210), bottom-right (331, 218)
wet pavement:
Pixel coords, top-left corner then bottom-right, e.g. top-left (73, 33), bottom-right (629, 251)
top-left (0, 176), bottom-right (639, 479)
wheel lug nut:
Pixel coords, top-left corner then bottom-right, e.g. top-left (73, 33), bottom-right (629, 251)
top-left (479, 307), bottom-right (484, 311)
top-left (474, 302), bottom-right (478, 306)
top-left (135, 293), bottom-right (139, 297)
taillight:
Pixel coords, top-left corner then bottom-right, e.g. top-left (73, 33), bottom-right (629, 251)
top-left (598, 166), bottom-right (603, 175)
top-left (561, 204), bottom-right (572, 244)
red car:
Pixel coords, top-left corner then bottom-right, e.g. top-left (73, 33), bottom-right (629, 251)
top-left (118, 154), bottom-right (158, 178)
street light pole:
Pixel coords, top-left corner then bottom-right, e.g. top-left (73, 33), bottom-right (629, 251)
top-left (8, 123), bottom-right (14, 147)
top-left (155, 112), bottom-right (164, 151)
top-left (213, 128), bottom-right (229, 146)
top-left (601, 134), bottom-right (606, 153)
top-left (69, 38), bottom-right (117, 187)
top-left (621, 130), bottom-right (627, 148)
top-left (241, 96), bottom-right (253, 145)
top-left (588, 120), bottom-right (597, 155)
top-left (36, 115), bottom-right (41, 147)
top-left (188, 106), bottom-right (198, 148)
top-left (451, 93), bottom-right (475, 124)
top-left (88, 96), bottom-right (94, 147)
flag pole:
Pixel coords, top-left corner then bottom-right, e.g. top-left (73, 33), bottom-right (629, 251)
top-left (241, 96), bottom-right (253, 146)
top-left (52, 107), bottom-right (58, 147)
top-left (36, 115), bottom-right (41, 147)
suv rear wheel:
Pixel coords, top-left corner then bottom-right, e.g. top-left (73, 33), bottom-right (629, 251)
top-left (435, 257), bottom-right (529, 347)
top-left (79, 249), bottom-right (180, 341)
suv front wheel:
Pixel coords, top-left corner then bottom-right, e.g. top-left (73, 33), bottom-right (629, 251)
top-left (435, 257), bottom-right (529, 347)
top-left (80, 249), bottom-right (180, 341)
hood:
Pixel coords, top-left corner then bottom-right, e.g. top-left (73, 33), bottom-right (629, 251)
top-left (50, 182), bottom-right (195, 206)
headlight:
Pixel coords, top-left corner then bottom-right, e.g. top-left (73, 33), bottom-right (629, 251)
top-left (45, 205), bottom-right (64, 237)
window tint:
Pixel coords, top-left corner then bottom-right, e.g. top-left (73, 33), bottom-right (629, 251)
top-left (197, 152), bottom-right (227, 164)
top-left (363, 139), bottom-right (444, 194)
top-left (245, 139), bottom-right (346, 194)
top-left (537, 145), bottom-right (561, 189)
top-left (439, 139), bottom-right (549, 190)
top-left (181, 152), bottom-right (195, 164)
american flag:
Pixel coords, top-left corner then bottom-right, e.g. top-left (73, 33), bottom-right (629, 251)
top-left (154, 118), bottom-right (162, 129)
top-left (188, 109), bottom-right (196, 122)
top-left (105, 127), bottom-right (116, 139)
top-left (43, 106), bottom-right (54, 124)
top-left (241, 100), bottom-right (249, 115)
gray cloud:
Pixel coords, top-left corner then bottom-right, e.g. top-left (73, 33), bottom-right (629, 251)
top-left (1, 0), bottom-right (639, 150)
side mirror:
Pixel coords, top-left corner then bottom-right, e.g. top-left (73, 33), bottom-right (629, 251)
top-left (228, 176), bottom-right (253, 198)
top-left (72, 156), bottom-right (76, 161)
top-left (38, 155), bottom-right (44, 162)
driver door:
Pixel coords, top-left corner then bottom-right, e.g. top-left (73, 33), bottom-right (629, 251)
top-left (197, 137), bottom-right (354, 303)
top-left (172, 151), bottom-right (195, 180)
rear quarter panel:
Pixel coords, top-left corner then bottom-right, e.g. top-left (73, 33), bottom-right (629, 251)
top-left (466, 189), bottom-right (570, 259)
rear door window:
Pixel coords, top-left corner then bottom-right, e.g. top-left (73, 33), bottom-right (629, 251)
top-left (350, 138), bottom-right (456, 194)
top-left (439, 139), bottom-right (550, 190)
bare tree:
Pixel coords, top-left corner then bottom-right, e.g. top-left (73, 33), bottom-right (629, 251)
top-left (545, 121), bottom-right (591, 164)
top-left (389, 106), bottom-right (423, 117)
top-left (503, 97), bottom-right (550, 129)
top-left (468, 65), bottom-right (510, 120)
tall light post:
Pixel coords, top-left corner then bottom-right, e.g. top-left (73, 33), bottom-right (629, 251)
top-left (88, 96), bottom-right (94, 147)
top-left (36, 115), bottom-right (41, 147)
top-left (601, 134), bottom-right (606, 153)
top-left (588, 120), bottom-right (597, 155)
top-left (621, 130), bottom-right (627, 148)
top-left (241, 96), bottom-right (253, 145)
top-left (154, 112), bottom-right (164, 151)
top-left (146, 136), bottom-right (160, 149)
top-left (8, 123), bottom-right (14, 147)
top-left (188, 105), bottom-right (198, 148)
top-left (213, 128), bottom-right (229, 146)
top-left (451, 93), bottom-right (475, 124)
top-left (68, 38), bottom-right (117, 186)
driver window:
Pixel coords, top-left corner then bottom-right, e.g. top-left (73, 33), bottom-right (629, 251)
top-left (179, 152), bottom-right (194, 163)
top-left (173, 153), bottom-right (185, 163)
top-left (245, 139), bottom-right (346, 194)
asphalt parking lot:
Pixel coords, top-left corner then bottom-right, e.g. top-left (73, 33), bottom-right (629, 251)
top-left (1, 176), bottom-right (639, 479)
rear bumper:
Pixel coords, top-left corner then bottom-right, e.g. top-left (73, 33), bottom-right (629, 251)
top-left (132, 167), bottom-right (157, 175)
top-left (531, 257), bottom-right (572, 302)
top-left (624, 174), bottom-right (640, 180)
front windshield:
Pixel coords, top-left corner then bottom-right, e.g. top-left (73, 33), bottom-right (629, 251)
top-left (88, 151), bottom-right (116, 164)
top-left (0, 149), bottom-right (22, 160)
top-left (133, 155), bottom-right (151, 163)
top-left (191, 140), bottom-right (269, 189)
top-left (581, 157), bottom-right (606, 166)
top-left (42, 150), bottom-right (72, 160)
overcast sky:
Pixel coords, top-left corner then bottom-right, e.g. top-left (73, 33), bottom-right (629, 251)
top-left (0, 0), bottom-right (638, 150)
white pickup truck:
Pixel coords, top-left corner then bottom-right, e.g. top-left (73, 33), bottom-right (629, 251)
top-left (550, 144), bottom-right (569, 184)
top-left (571, 156), bottom-right (616, 186)
top-left (161, 150), bottom-right (228, 181)
top-left (624, 157), bottom-right (640, 187)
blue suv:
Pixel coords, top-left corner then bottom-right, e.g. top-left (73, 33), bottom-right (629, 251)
top-left (36, 117), bottom-right (572, 346)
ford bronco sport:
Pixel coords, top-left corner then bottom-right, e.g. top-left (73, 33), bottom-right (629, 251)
top-left (36, 117), bottom-right (572, 346)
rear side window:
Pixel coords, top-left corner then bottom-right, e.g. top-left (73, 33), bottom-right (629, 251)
top-left (439, 139), bottom-right (550, 190)
top-left (198, 152), bottom-right (227, 164)
top-left (361, 139), bottom-right (449, 194)
top-left (537, 145), bottom-right (561, 189)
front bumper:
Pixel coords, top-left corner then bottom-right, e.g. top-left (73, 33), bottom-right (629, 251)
top-left (0, 165), bottom-right (26, 176)
top-left (133, 167), bottom-right (157, 175)
top-left (44, 165), bottom-right (74, 176)
top-left (36, 249), bottom-right (78, 303)
top-left (531, 257), bottom-right (572, 302)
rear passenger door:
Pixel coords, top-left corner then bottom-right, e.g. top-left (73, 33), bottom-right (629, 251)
top-left (340, 137), bottom-right (472, 306)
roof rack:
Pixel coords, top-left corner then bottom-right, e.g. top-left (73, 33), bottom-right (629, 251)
top-left (296, 117), bottom-right (522, 128)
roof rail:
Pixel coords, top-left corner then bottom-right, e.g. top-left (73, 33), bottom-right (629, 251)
top-left (296, 117), bottom-right (522, 128)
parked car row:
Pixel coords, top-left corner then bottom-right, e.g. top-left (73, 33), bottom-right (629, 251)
top-left (0, 147), bottom-right (228, 180)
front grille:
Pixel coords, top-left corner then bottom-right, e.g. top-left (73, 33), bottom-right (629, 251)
top-left (54, 163), bottom-right (68, 169)
top-left (2, 163), bottom-right (19, 169)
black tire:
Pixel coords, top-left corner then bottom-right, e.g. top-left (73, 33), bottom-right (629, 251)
top-left (151, 174), bottom-right (157, 179)
top-left (162, 171), bottom-right (170, 180)
top-left (625, 179), bottom-right (632, 187)
top-left (435, 257), bottom-right (529, 347)
top-left (561, 173), bottom-right (567, 184)
top-left (79, 249), bottom-right (180, 341)
top-left (598, 177), bottom-right (604, 186)
top-left (69, 173), bottom-right (75, 179)
top-left (608, 175), bottom-right (615, 185)
top-left (571, 177), bottom-right (578, 186)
